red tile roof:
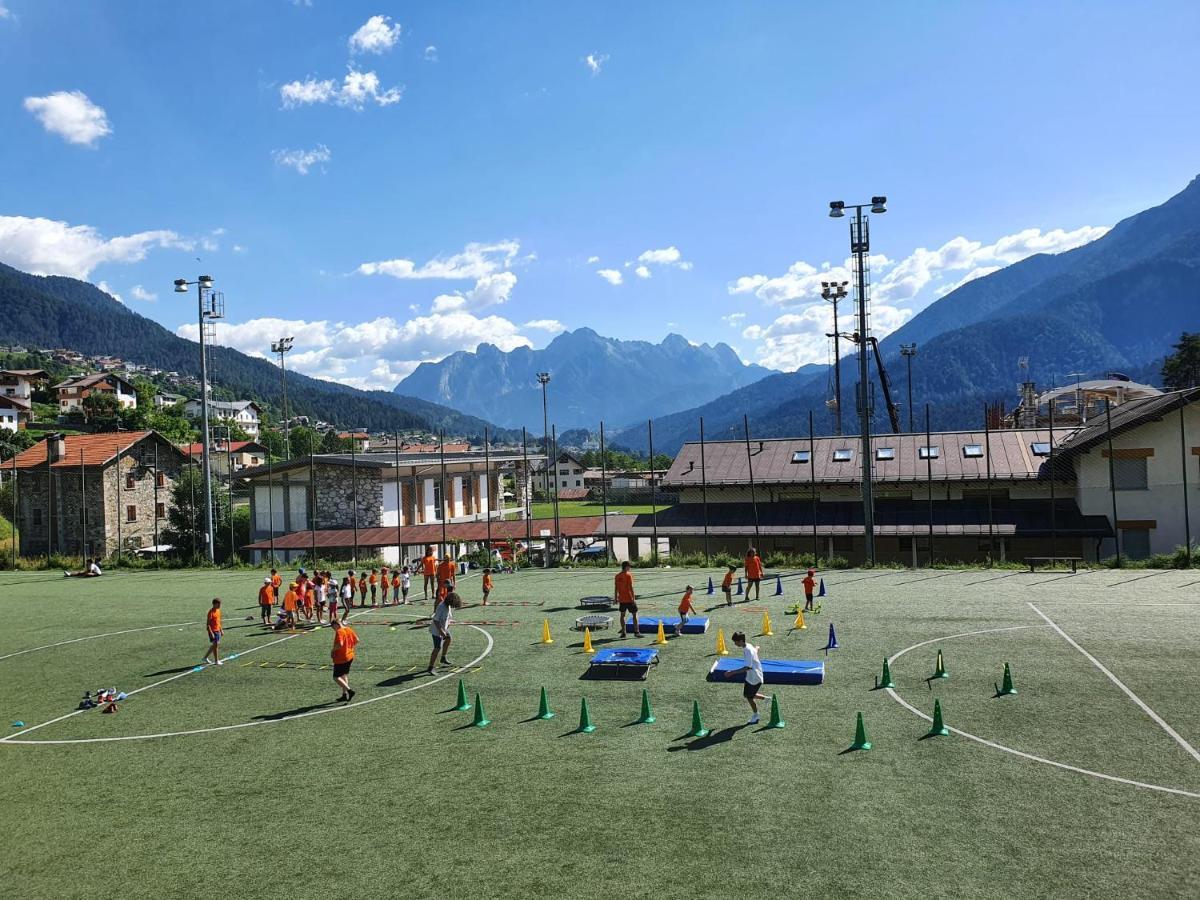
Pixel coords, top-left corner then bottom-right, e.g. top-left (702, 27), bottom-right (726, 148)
top-left (11, 431), bottom-right (153, 469)
top-left (180, 440), bottom-right (267, 457)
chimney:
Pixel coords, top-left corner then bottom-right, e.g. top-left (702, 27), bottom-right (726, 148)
top-left (47, 433), bottom-right (66, 463)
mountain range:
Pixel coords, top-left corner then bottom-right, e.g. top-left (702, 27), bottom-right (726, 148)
top-left (613, 173), bottom-right (1200, 453)
top-left (394, 328), bottom-right (775, 430)
top-left (0, 262), bottom-right (515, 439)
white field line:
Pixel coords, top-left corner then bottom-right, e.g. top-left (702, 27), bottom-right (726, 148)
top-left (0, 621), bottom-right (200, 662)
top-left (885, 624), bottom-right (1200, 800)
top-left (1027, 602), bottom-right (1200, 765)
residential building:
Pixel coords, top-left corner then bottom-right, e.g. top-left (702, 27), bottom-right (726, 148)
top-left (153, 391), bottom-right (186, 408)
top-left (0, 369), bottom-right (49, 401)
top-left (181, 439), bottom-right (269, 475)
top-left (553, 451), bottom-right (586, 490)
top-left (337, 431), bottom-right (371, 452)
top-left (0, 395), bottom-right (32, 432)
top-left (55, 372), bottom-right (138, 413)
top-left (10, 431), bottom-right (187, 558)
top-left (183, 399), bottom-right (261, 437)
top-left (1008, 377), bottom-right (1162, 428)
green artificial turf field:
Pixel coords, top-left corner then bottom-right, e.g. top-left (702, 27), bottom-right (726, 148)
top-left (1, 565), bottom-right (1198, 899)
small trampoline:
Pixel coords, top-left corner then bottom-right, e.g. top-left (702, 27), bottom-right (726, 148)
top-left (578, 596), bottom-right (614, 610)
top-left (575, 613), bottom-right (614, 631)
top-left (624, 615), bottom-right (710, 635)
top-left (707, 657), bottom-right (825, 685)
top-left (586, 647), bottom-right (659, 680)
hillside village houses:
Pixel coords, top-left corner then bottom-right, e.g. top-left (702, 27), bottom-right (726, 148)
top-left (55, 372), bottom-right (138, 413)
top-left (10, 431), bottom-right (188, 558)
top-left (0, 369), bottom-right (46, 431)
top-left (181, 439), bottom-right (269, 476)
top-left (183, 398), bottom-right (261, 437)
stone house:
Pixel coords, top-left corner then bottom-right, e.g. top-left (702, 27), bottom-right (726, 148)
top-left (10, 431), bottom-right (188, 558)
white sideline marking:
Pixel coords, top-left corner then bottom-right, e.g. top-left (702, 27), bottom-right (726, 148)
top-left (0, 611), bottom-right (493, 745)
top-left (1027, 602), bottom-right (1200, 765)
top-left (885, 625), bottom-right (1200, 800)
top-left (0, 622), bottom-right (200, 662)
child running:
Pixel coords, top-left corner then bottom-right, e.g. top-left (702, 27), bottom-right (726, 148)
top-left (426, 591), bottom-right (463, 674)
top-left (331, 617), bottom-right (359, 703)
top-left (481, 568), bottom-right (493, 606)
top-left (676, 585), bottom-right (697, 637)
top-left (802, 568), bottom-right (817, 612)
top-left (203, 598), bottom-right (223, 666)
top-left (258, 576), bottom-right (274, 626)
top-left (721, 564), bottom-right (736, 607)
top-left (724, 631), bottom-right (767, 725)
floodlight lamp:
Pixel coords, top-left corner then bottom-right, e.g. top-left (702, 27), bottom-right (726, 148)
top-left (870, 196), bottom-right (887, 214)
top-left (199, 275), bottom-right (214, 289)
top-left (174, 278), bottom-right (188, 293)
top-left (828, 201), bottom-right (845, 218)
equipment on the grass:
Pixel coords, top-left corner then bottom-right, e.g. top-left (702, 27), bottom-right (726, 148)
top-left (817, 578), bottom-right (826, 597)
top-left (578, 596), bottom-right (614, 610)
top-left (997, 662), bottom-right (1016, 696)
top-left (654, 621), bottom-right (668, 645)
top-left (933, 649), bottom-right (948, 679)
top-left (735, 577), bottom-right (743, 596)
top-left (540, 619), bottom-right (554, 645)
top-left (627, 616), bottom-right (710, 635)
top-left (715, 628), bottom-right (729, 656)
top-left (686, 700), bottom-right (710, 738)
top-left (774, 575), bottom-right (784, 596)
top-left (825, 622), bottom-right (839, 652)
top-left (636, 688), bottom-right (656, 724)
top-left (926, 699), bottom-right (949, 737)
top-left (11, 721), bottom-right (24, 728)
top-left (849, 712), bottom-right (872, 751)
top-left (582, 628), bottom-right (596, 654)
top-left (707, 577), bottom-right (714, 595)
top-left (454, 679), bottom-right (471, 711)
top-left (879, 658), bottom-right (895, 690)
top-left (577, 697), bottom-right (596, 733)
top-left (574, 613), bottom-right (613, 633)
top-left (707, 657), bottom-right (825, 685)
top-left (761, 611), bottom-right (773, 636)
top-left (471, 693), bottom-right (490, 728)
top-left (587, 647), bottom-right (660, 680)
top-left (536, 686), bottom-right (555, 720)
top-left (792, 609), bottom-right (806, 631)
top-left (765, 694), bottom-right (785, 729)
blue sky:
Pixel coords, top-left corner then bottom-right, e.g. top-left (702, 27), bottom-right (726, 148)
top-left (2, 1), bottom-right (1198, 389)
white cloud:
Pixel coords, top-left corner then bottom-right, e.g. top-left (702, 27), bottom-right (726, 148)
top-left (280, 68), bottom-right (402, 109)
top-left (0, 3), bottom-right (11, 20)
top-left (634, 265), bottom-right (651, 279)
top-left (424, 45), bottom-right (438, 62)
top-left (583, 53), bottom-right (609, 76)
top-left (23, 91), bottom-right (111, 146)
top-left (0, 215), bottom-right (186, 279)
top-left (596, 268), bottom-right (623, 285)
top-left (730, 223), bottom-right (1110, 371)
top-left (349, 15), bottom-right (402, 55)
top-left (358, 240), bottom-right (521, 281)
top-left (586, 255), bottom-right (600, 264)
top-left (129, 284), bottom-right (157, 303)
top-left (273, 144), bottom-right (331, 175)
top-left (635, 245), bottom-right (692, 275)
top-left (721, 312), bottom-right (746, 327)
top-left (431, 271), bottom-right (517, 312)
top-left (97, 281), bottom-right (122, 304)
top-left (524, 319), bottom-right (566, 334)
top-left (233, 244), bottom-right (248, 254)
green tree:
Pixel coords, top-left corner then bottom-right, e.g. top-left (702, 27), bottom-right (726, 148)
top-left (320, 429), bottom-right (353, 453)
top-left (1162, 332), bottom-right (1200, 389)
top-left (259, 429), bottom-right (286, 459)
top-left (289, 425), bottom-right (321, 457)
top-left (0, 429), bottom-right (37, 461)
top-left (82, 391), bottom-right (120, 421)
top-left (161, 466), bottom-right (234, 562)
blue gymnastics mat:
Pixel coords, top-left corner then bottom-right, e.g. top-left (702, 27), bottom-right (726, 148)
top-left (621, 615), bottom-right (710, 635)
top-left (707, 657), bottom-right (825, 685)
top-left (586, 647), bottom-right (660, 679)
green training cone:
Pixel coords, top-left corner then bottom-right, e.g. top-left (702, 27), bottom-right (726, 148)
top-left (765, 694), bottom-right (785, 729)
top-left (880, 658), bottom-right (895, 689)
top-left (636, 688), bottom-right (656, 724)
top-left (933, 648), bottom-right (949, 679)
top-left (536, 686), bottom-right (555, 719)
top-left (926, 699), bottom-right (949, 737)
top-left (471, 692), bottom-right (490, 728)
top-left (577, 697), bottom-right (596, 733)
top-left (453, 678), bottom-right (472, 711)
top-left (998, 662), bottom-right (1016, 696)
top-left (686, 699), bottom-right (710, 738)
top-left (849, 711), bottom-right (872, 751)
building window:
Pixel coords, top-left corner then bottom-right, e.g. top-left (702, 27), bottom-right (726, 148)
top-left (125, 473), bottom-right (136, 489)
top-left (155, 502), bottom-right (166, 518)
top-left (918, 446), bottom-right (940, 460)
top-left (791, 450), bottom-right (810, 464)
top-left (963, 444), bottom-right (984, 458)
top-left (1113, 457), bottom-right (1148, 491)
top-left (1121, 528), bottom-right (1151, 559)
top-left (832, 448), bottom-right (853, 462)
top-left (155, 472), bottom-right (166, 487)
top-left (126, 505), bottom-right (137, 522)
top-left (876, 447), bottom-right (895, 461)
top-left (432, 482), bottom-right (443, 520)
top-left (1031, 442), bottom-right (1051, 456)
top-left (31, 508), bottom-right (43, 526)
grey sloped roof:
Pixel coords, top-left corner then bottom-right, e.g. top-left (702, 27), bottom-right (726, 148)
top-left (1054, 388), bottom-right (1200, 458)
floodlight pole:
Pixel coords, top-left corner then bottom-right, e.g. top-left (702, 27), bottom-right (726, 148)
top-left (822, 281), bottom-right (848, 436)
top-left (176, 275), bottom-right (217, 562)
top-left (272, 337), bottom-right (295, 459)
top-left (537, 372), bottom-right (551, 503)
top-left (901, 344), bottom-right (918, 432)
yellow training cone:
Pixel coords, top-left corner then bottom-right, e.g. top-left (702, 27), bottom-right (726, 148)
top-left (793, 609), bottom-right (807, 630)
top-left (762, 611), bottom-right (774, 637)
top-left (541, 618), bottom-right (554, 644)
top-left (582, 627), bottom-right (595, 654)
top-left (715, 628), bottom-right (730, 656)
top-left (654, 621), bottom-right (668, 645)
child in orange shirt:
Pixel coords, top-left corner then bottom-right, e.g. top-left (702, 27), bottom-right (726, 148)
top-left (331, 617), bottom-right (360, 702)
top-left (482, 568), bottom-right (493, 606)
top-left (390, 569), bottom-right (401, 604)
top-left (204, 598), bottom-right (223, 666)
top-left (676, 585), bottom-right (697, 637)
top-left (802, 568), bottom-right (817, 611)
top-left (721, 565), bottom-right (736, 607)
top-left (303, 581), bottom-right (315, 622)
top-left (357, 572), bottom-right (368, 607)
top-left (258, 577), bottom-right (274, 626)
top-left (369, 569), bottom-right (379, 606)
top-left (282, 583), bottom-right (299, 627)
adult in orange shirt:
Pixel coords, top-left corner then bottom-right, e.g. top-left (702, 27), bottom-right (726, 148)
top-left (331, 617), bottom-right (360, 702)
top-left (421, 546), bottom-right (437, 601)
top-left (614, 561), bottom-right (639, 638)
top-left (744, 547), bottom-right (764, 601)
top-left (203, 598), bottom-right (223, 666)
top-left (258, 577), bottom-right (275, 626)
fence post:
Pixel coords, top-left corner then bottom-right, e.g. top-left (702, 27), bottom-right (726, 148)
top-left (1180, 395), bottom-right (1192, 567)
top-left (809, 411), bottom-right (818, 563)
top-left (699, 417), bottom-right (710, 566)
top-left (600, 421), bottom-right (610, 565)
top-left (925, 404), bottom-right (934, 566)
top-left (647, 420), bottom-right (658, 565)
top-left (743, 415), bottom-right (761, 551)
top-left (984, 403), bottom-right (994, 567)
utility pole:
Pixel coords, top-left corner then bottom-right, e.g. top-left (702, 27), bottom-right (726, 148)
top-left (272, 337), bottom-right (295, 458)
top-left (822, 281), bottom-right (848, 435)
top-left (537, 372), bottom-right (551, 505)
top-left (175, 274), bottom-right (221, 562)
top-left (901, 344), bottom-right (918, 432)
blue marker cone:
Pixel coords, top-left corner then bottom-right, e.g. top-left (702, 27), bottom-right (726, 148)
top-left (825, 621), bottom-right (839, 652)
top-left (817, 578), bottom-right (826, 598)
top-left (12, 721), bottom-right (24, 728)
top-left (736, 577), bottom-right (743, 596)
top-left (774, 574), bottom-right (783, 596)
top-left (706, 577), bottom-right (714, 595)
